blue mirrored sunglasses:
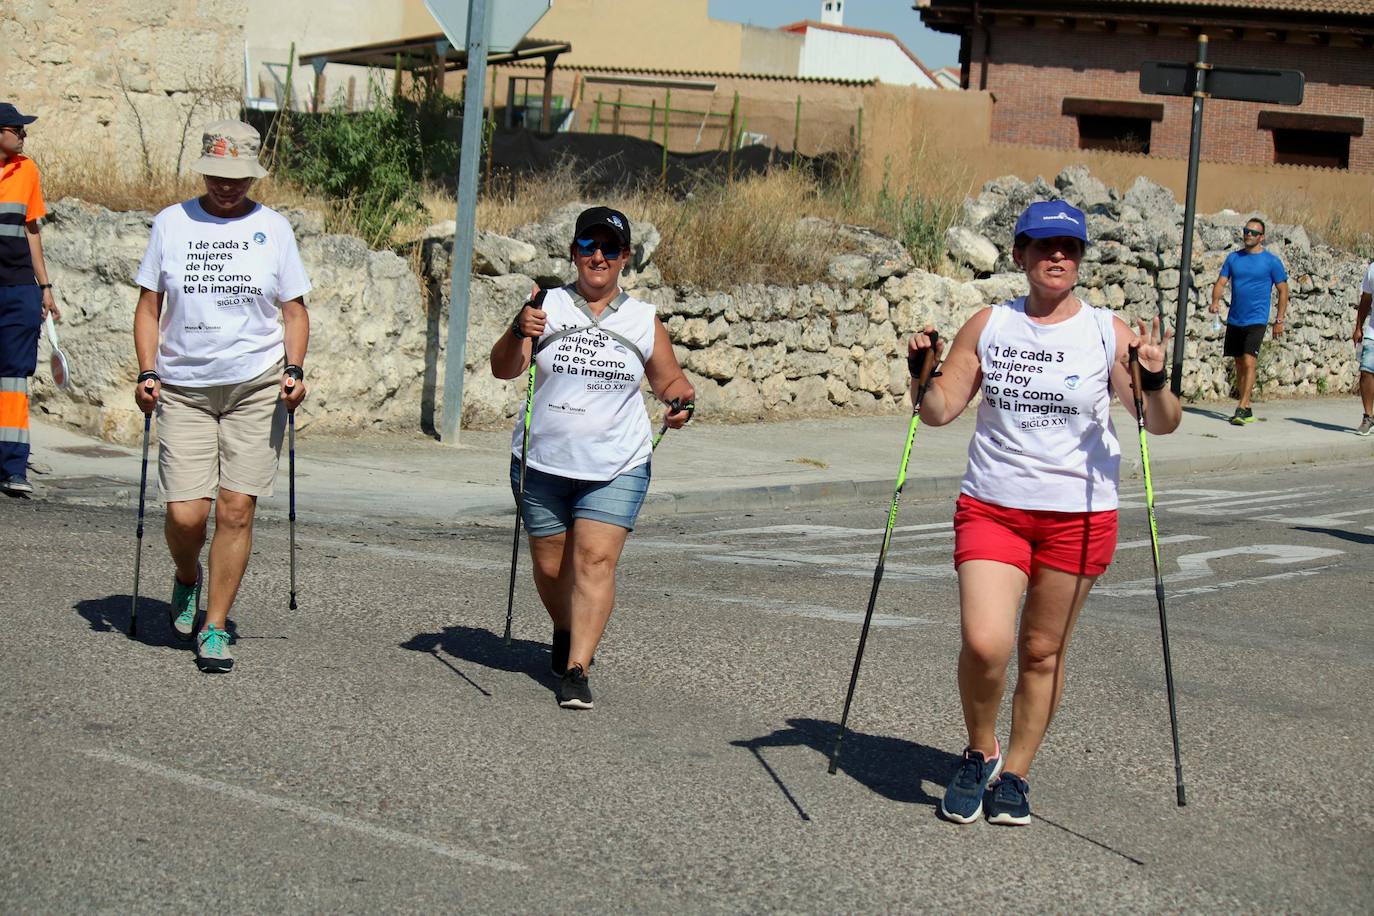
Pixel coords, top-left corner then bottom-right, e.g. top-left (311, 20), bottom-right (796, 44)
top-left (573, 237), bottom-right (625, 259)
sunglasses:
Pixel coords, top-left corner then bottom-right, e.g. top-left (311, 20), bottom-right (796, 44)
top-left (0, 126), bottom-right (26, 138)
top-left (1242, 228), bottom-right (1263, 236)
top-left (573, 237), bottom-right (625, 259)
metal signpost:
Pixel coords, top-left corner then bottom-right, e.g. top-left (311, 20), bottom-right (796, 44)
top-left (425, 0), bottom-right (551, 444)
top-left (1140, 37), bottom-right (1304, 395)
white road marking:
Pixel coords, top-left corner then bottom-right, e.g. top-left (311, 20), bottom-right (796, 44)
top-left (78, 748), bottom-right (526, 872)
top-left (1254, 507), bottom-right (1374, 527)
top-left (1116, 534), bottom-right (1209, 551)
top-left (1097, 544), bottom-right (1345, 598)
top-left (631, 586), bottom-right (943, 629)
top-left (691, 521), bottom-right (952, 540)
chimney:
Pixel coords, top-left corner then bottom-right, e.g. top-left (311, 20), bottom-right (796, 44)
top-left (821, 0), bottom-right (844, 26)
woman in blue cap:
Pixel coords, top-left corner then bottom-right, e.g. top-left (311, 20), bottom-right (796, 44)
top-left (907, 200), bottom-right (1181, 825)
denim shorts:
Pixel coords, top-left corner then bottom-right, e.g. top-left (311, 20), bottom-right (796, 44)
top-left (1361, 337), bottom-right (1374, 374)
top-left (510, 457), bottom-right (651, 537)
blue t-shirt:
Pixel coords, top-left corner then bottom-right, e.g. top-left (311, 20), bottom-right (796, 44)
top-left (1220, 249), bottom-right (1287, 327)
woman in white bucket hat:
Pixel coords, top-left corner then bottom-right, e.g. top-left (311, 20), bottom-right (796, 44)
top-left (131, 120), bottom-right (310, 673)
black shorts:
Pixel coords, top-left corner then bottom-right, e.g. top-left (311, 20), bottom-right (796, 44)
top-left (1224, 323), bottom-right (1266, 358)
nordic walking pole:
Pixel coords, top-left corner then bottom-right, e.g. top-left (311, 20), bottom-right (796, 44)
top-left (829, 331), bottom-right (939, 774)
top-left (288, 408), bottom-right (298, 611)
top-left (1129, 345), bottom-right (1187, 807)
top-left (129, 405), bottom-right (154, 637)
top-left (651, 398), bottom-right (694, 450)
top-left (505, 360), bottom-right (535, 647)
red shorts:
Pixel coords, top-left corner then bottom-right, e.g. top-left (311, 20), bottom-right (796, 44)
top-left (953, 493), bottom-right (1118, 577)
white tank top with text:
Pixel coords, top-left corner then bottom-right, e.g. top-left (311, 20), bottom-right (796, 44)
top-left (960, 298), bottom-right (1121, 512)
top-left (512, 286), bottom-right (656, 481)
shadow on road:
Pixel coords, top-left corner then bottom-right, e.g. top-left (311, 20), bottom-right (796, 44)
top-left (1286, 417), bottom-right (1355, 434)
top-left (400, 625), bottom-right (554, 698)
top-left (1182, 406), bottom-right (1234, 423)
top-left (1294, 525), bottom-right (1374, 546)
top-left (733, 717), bottom-right (960, 811)
top-left (75, 594), bottom-right (186, 650)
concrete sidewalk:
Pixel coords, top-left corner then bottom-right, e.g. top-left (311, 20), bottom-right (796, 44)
top-left (18, 395), bottom-right (1373, 524)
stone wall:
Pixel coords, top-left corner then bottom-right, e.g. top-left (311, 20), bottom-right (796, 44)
top-left (5, 0), bottom-right (247, 179)
top-left (30, 168), bottom-right (1372, 443)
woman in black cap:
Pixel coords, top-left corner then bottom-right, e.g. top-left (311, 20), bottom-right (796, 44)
top-left (908, 200), bottom-right (1180, 825)
top-left (489, 206), bottom-right (694, 710)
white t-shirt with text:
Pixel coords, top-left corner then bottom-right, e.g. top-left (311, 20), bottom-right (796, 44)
top-left (135, 199), bottom-right (311, 386)
top-left (512, 286), bottom-right (657, 480)
top-left (1361, 261), bottom-right (1374, 340)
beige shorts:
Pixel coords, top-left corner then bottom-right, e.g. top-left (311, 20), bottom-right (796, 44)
top-left (156, 364), bottom-right (286, 503)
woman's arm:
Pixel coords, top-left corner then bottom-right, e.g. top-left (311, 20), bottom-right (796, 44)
top-left (644, 318), bottom-right (695, 428)
top-left (913, 307), bottom-right (990, 427)
top-left (1109, 315), bottom-right (1181, 434)
top-left (490, 292), bottom-right (544, 379)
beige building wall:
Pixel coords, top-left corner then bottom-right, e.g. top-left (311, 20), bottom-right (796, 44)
top-left (4, 0), bottom-right (248, 180)
top-left (529, 0), bottom-right (743, 71)
top-left (245, 0), bottom-right (437, 110)
top-left (739, 25), bottom-right (803, 76)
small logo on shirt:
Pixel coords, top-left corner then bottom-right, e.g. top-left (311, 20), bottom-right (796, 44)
top-left (1065, 375), bottom-right (1081, 390)
top-left (253, 232), bottom-right (267, 245)
top-left (548, 402), bottom-right (587, 416)
top-left (183, 322), bottom-right (222, 334)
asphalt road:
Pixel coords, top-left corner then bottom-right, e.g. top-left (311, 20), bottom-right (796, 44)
top-left (2, 460), bottom-right (1371, 912)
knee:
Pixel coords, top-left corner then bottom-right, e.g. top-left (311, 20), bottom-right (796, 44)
top-left (1019, 633), bottom-right (1064, 674)
top-left (215, 494), bottom-right (257, 531)
top-left (165, 502), bottom-right (208, 539)
top-left (960, 634), bottom-right (1010, 674)
top-left (573, 548), bottom-right (618, 582)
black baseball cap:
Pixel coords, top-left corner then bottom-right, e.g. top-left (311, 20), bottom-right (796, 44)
top-left (0, 103), bottom-right (38, 127)
top-left (574, 206), bottom-right (631, 248)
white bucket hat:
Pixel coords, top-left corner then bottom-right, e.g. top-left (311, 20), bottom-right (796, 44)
top-left (190, 119), bottom-right (269, 179)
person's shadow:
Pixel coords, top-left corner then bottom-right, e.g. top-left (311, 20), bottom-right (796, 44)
top-left (73, 594), bottom-right (239, 650)
top-left (1182, 405), bottom-right (1234, 423)
top-left (1286, 417), bottom-right (1356, 434)
top-left (400, 625), bottom-right (553, 698)
top-left (732, 717), bottom-right (961, 819)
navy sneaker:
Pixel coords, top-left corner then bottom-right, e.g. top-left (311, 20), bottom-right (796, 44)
top-left (985, 772), bottom-right (1032, 826)
top-left (557, 664), bottom-right (593, 710)
top-left (940, 742), bottom-right (1002, 824)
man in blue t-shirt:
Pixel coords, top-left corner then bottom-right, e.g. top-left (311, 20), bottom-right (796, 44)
top-left (1208, 217), bottom-right (1289, 426)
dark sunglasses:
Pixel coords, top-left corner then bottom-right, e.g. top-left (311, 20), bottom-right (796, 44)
top-left (1, 126), bottom-right (26, 138)
top-left (573, 237), bottom-right (625, 259)
top-left (1242, 228), bottom-right (1263, 236)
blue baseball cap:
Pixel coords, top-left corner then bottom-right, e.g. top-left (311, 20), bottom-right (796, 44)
top-left (1013, 200), bottom-right (1089, 246)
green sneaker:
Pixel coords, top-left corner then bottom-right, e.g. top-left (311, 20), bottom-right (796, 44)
top-left (169, 565), bottom-right (203, 641)
top-left (195, 624), bottom-right (234, 673)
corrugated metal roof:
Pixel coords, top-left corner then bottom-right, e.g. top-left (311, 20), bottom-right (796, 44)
top-left (916, 0), bottom-right (1373, 14)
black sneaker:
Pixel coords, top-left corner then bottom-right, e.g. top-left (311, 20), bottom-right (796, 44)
top-left (985, 773), bottom-right (1032, 826)
top-left (557, 664), bottom-right (593, 709)
top-left (550, 629), bottom-right (570, 677)
top-left (1230, 407), bottom-right (1254, 426)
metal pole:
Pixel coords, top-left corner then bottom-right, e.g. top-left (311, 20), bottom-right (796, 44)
top-left (439, 0), bottom-right (490, 445)
top-left (1171, 33), bottom-right (1209, 397)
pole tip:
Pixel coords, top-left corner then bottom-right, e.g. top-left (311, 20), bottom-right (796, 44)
top-left (289, 597), bottom-right (298, 610)
top-left (1177, 785), bottom-right (1188, 806)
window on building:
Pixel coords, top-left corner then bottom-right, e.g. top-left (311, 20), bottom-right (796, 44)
top-left (1258, 111), bottom-right (1362, 170)
top-left (1271, 129), bottom-right (1349, 169)
top-left (1076, 115), bottom-right (1152, 154)
top-left (1061, 98), bottom-right (1163, 155)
